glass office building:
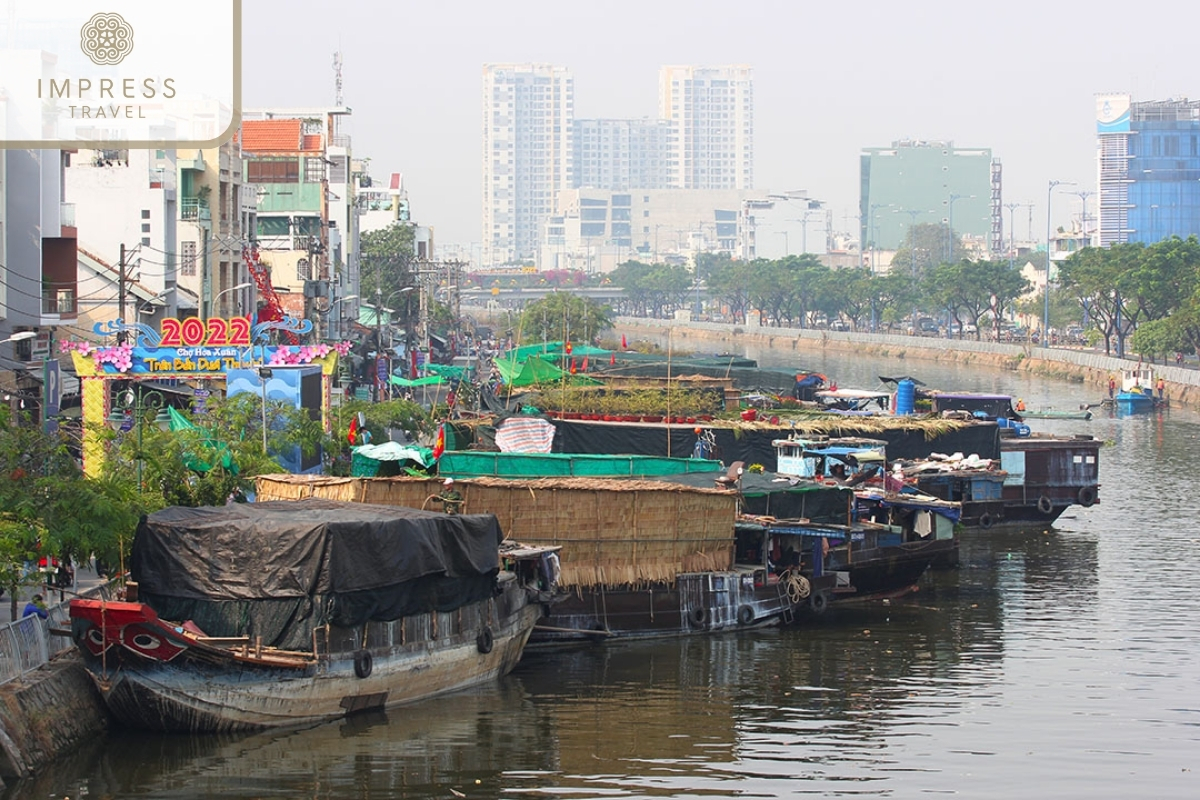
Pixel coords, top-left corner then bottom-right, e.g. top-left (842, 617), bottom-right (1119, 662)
top-left (1097, 95), bottom-right (1200, 247)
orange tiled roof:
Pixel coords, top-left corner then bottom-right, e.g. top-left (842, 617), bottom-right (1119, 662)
top-left (301, 133), bottom-right (323, 152)
top-left (240, 119), bottom-right (303, 153)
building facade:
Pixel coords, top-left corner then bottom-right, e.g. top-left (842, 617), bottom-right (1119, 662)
top-left (860, 140), bottom-right (996, 253)
top-left (572, 118), bottom-right (671, 190)
top-left (658, 65), bottom-right (754, 190)
top-left (482, 64), bottom-right (574, 266)
top-left (739, 192), bottom-right (830, 260)
top-left (541, 188), bottom-right (755, 273)
top-left (240, 108), bottom-right (357, 337)
top-left (1096, 94), bottom-right (1200, 247)
top-left (65, 147), bottom-right (180, 327)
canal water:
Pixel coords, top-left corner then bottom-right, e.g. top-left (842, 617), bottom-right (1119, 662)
top-left (8, 346), bottom-right (1200, 799)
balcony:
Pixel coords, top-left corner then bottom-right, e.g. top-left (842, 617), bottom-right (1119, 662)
top-left (181, 196), bottom-right (211, 221)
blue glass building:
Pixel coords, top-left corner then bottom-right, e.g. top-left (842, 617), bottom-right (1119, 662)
top-left (1097, 95), bottom-right (1200, 246)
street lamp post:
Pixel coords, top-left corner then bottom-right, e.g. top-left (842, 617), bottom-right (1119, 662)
top-left (1004, 202), bottom-right (1021, 269)
top-left (0, 331), bottom-right (36, 348)
top-left (946, 194), bottom-right (973, 263)
top-left (1073, 190), bottom-right (1094, 247)
top-left (212, 282), bottom-right (253, 318)
top-left (258, 367), bottom-right (273, 453)
top-left (110, 387), bottom-right (165, 491)
top-left (1045, 180), bottom-right (1076, 348)
top-left (897, 209), bottom-right (927, 334)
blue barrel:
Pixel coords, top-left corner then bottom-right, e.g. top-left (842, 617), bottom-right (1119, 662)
top-left (895, 379), bottom-right (915, 415)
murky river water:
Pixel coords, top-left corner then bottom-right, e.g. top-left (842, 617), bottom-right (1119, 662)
top-left (8, 345), bottom-right (1200, 799)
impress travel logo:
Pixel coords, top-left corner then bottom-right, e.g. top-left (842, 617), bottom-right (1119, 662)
top-left (80, 12), bottom-right (135, 66)
top-left (0, 1), bottom-right (241, 147)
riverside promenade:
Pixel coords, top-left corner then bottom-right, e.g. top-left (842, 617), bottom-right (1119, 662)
top-left (613, 317), bottom-right (1200, 411)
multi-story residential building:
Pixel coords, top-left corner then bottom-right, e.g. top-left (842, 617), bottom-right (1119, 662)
top-left (176, 139), bottom-right (257, 321)
top-left (65, 147), bottom-right (180, 328)
top-left (739, 192), bottom-right (830, 260)
top-left (0, 148), bottom-right (78, 415)
top-left (572, 119), bottom-right (671, 190)
top-left (658, 65), bottom-right (754, 191)
top-left (482, 63), bottom-right (574, 266)
top-left (1096, 94), bottom-right (1200, 247)
top-left (541, 188), bottom-right (757, 273)
top-left (239, 108), bottom-right (357, 337)
top-left (859, 140), bottom-right (998, 255)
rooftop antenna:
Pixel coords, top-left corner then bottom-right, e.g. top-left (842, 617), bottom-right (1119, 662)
top-left (333, 51), bottom-right (344, 107)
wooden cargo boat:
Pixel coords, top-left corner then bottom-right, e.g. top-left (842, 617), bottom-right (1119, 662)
top-left (69, 500), bottom-right (558, 732)
top-left (256, 474), bottom-right (800, 641)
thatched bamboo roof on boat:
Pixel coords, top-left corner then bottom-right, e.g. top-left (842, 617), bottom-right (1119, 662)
top-left (255, 474), bottom-right (738, 589)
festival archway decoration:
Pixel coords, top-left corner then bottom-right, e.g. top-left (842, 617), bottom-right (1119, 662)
top-left (65, 314), bottom-right (349, 477)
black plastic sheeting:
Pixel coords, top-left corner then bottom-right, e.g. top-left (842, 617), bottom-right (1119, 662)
top-left (131, 500), bottom-right (503, 649)
top-left (550, 419), bottom-right (1000, 470)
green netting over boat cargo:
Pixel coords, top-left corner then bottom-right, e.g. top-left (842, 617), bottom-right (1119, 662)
top-left (437, 451), bottom-right (723, 479)
top-left (493, 355), bottom-right (601, 387)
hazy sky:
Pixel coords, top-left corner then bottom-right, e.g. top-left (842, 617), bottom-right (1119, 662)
top-left (244, 0), bottom-right (1196, 250)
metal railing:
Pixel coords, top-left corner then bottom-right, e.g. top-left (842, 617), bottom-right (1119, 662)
top-left (0, 580), bottom-right (122, 686)
top-left (181, 196), bottom-right (211, 221)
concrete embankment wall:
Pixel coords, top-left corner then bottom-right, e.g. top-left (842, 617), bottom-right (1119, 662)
top-left (0, 656), bottom-right (108, 782)
top-left (614, 319), bottom-right (1200, 411)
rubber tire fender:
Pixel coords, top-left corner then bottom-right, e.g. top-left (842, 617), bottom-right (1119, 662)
top-left (689, 607), bottom-right (708, 627)
top-left (1037, 495), bottom-right (1054, 515)
top-left (1077, 486), bottom-right (1097, 507)
top-left (353, 649), bottom-right (373, 679)
top-left (476, 627), bottom-right (494, 654)
top-left (978, 512), bottom-right (994, 529)
top-left (737, 605), bottom-right (755, 626)
top-left (809, 591), bottom-right (829, 615)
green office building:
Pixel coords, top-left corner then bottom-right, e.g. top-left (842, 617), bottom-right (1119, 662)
top-left (860, 140), bottom-right (999, 257)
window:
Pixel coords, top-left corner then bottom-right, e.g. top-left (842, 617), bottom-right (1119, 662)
top-left (296, 257), bottom-right (310, 281)
top-left (257, 217), bottom-right (290, 237)
top-left (141, 237), bottom-right (150, 246)
top-left (180, 241), bottom-right (197, 276)
top-left (247, 159), bottom-right (300, 184)
top-left (141, 209), bottom-right (150, 219)
top-left (141, 223), bottom-right (151, 233)
top-left (305, 157), bottom-right (327, 182)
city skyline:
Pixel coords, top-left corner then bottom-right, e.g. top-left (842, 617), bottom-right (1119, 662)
top-left (243, 0), bottom-right (1195, 250)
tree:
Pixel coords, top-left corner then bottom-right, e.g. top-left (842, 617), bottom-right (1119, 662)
top-left (609, 261), bottom-right (692, 318)
top-left (930, 259), bottom-right (1030, 339)
top-left (518, 293), bottom-right (613, 344)
top-left (360, 223), bottom-right (417, 301)
top-left (707, 259), bottom-right (755, 324)
top-left (891, 223), bottom-right (965, 276)
top-left (0, 406), bottom-right (153, 618)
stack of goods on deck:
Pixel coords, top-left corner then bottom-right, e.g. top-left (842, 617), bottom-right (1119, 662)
top-left (255, 475), bottom-right (737, 590)
top-left (448, 414), bottom-right (1001, 473)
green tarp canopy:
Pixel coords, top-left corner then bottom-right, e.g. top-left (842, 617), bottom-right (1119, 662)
top-left (493, 355), bottom-right (601, 387)
top-left (358, 305), bottom-right (394, 326)
top-left (502, 341), bottom-right (610, 363)
top-left (388, 375), bottom-right (446, 387)
top-left (425, 363), bottom-right (471, 381)
top-left (438, 451), bottom-right (723, 480)
top-left (167, 407), bottom-right (238, 474)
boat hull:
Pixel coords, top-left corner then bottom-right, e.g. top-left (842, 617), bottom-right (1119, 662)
top-left (823, 538), bottom-right (957, 603)
top-left (530, 569), bottom-right (797, 643)
top-left (72, 586), bottom-right (543, 733)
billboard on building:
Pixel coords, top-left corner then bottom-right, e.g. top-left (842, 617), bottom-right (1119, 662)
top-left (1097, 94), bottom-right (1131, 134)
